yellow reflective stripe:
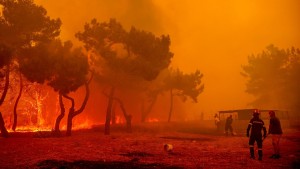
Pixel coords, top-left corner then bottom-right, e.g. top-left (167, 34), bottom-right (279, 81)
top-left (249, 145), bottom-right (254, 147)
top-left (249, 123), bottom-right (252, 125)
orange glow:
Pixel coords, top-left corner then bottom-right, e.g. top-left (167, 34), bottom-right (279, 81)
top-left (33, 0), bottom-right (299, 118)
top-left (61, 119), bottom-right (94, 131)
top-left (8, 126), bottom-right (52, 133)
top-left (147, 118), bottom-right (159, 123)
top-left (1, 1), bottom-right (298, 130)
top-left (115, 115), bottom-right (125, 124)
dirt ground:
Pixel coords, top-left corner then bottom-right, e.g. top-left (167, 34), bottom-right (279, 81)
top-left (0, 122), bottom-right (299, 169)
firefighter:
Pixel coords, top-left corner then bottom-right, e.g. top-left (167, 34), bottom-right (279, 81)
top-left (268, 110), bottom-right (283, 159)
top-left (225, 115), bottom-right (233, 136)
top-left (246, 110), bottom-right (267, 160)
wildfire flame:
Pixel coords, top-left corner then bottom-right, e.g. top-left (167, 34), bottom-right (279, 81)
top-left (147, 118), bottom-right (159, 123)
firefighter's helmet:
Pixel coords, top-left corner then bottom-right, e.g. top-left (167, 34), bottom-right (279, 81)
top-left (253, 109), bottom-right (260, 116)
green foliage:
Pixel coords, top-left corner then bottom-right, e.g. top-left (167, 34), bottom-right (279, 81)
top-left (242, 44), bottom-right (300, 111)
top-left (163, 68), bottom-right (204, 103)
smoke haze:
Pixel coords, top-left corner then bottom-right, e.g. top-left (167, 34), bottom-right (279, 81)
top-left (35, 0), bottom-right (300, 118)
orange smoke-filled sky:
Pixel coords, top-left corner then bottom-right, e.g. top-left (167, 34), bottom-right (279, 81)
top-left (35, 0), bottom-right (300, 116)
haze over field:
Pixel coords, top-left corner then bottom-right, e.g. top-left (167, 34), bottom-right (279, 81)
top-left (35, 0), bottom-right (300, 117)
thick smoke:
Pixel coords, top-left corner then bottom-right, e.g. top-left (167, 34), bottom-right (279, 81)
top-left (33, 0), bottom-right (300, 120)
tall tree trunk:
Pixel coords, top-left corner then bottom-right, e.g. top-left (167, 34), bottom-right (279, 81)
top-left (0, 65), bottom-right (10, 137)
top-left (141, 99), bottom-right (145, 121)
top-left (111, 102), bottom-right (116, 125)
top-left (168, 89), bottom-right (174, 122)
top-left (141, 94), bottom-right (158, 122)
top-left (66, 107), bottom-right (75, 136)
top-left (103, 89), bottom-right (133, 133)
top-left (0, 65), bottom-right (10, 105)
top-left (66, 82), bottom-right (90, 136)
top-left (64, 94), bottom-right (74, 136)
top-left (0, 112), bottom-right (9, 137)
top-left (54, 93), bottom-right (65, 135)
top-left (12, 72), bottom-right (23, 131)
top-left (114, 97), bottom-right (132, 133)
top-left (104, 86), bottom-right (115, 135)
top-left (65, 72), bottom-right (93, 136)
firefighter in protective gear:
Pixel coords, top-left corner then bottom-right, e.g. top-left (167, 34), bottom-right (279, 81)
top-left (246, 110), bottom-right (267, 160)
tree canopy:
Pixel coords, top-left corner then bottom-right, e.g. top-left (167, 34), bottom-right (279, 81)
top-left (0, 0), bottom-right (61, 135)
top-left (20, 40), bottom-right (89, 95)
top-left (163, 68), bottom-right (204, 103)
top-left (0, 43), bottom-right (12, 77)
top-left (76, 18), bottom-right (173, 82)
top-left (148, 68), bottom-right (204, 122)
top-left (0, 0), bottom-right (61, 49)
top-left (76, 18), bottom-right (174, 134)
top-left (242, 44), bottom-right (300, 113)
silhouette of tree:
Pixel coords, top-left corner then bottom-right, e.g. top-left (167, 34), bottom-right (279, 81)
top-left (159, 68), bottom-right (204, 122)
top-left (0, 0), bottom-right (61, 48)
top-left (285, 47), bottom-right (300, 113)
top-left (48, 41), bottom-right (91, 136)
top-left (76, 18), bottom-right (173, 134)
top-left (20, 40), bottom-right (91, 136)
top-left (0, 0), bottom-right (60, 135)
top-left (0, 44), bottom-right (12, 105)
top-left (141, 90), bottom-right (159, 123)
top-left (242, 45), bottom-right (300, 114)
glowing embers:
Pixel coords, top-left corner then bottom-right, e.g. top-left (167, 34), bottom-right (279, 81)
top-left (60, 119), bottom-right (94, 131)
top-left (115, 115), bottom-right (125, 124)
top-left (8, 126), bottom-right (52, 133)
top-left (8, 88), bottom-right (51, 132)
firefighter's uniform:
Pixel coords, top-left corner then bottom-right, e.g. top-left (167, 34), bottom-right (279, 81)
top-left (247, 111), bottom-right (267, 160)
